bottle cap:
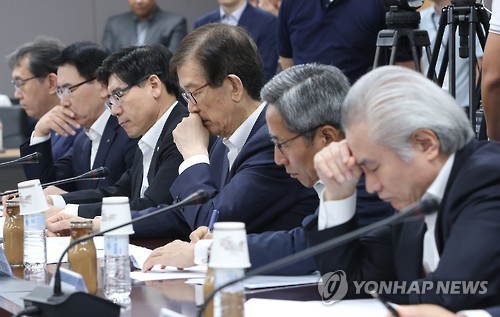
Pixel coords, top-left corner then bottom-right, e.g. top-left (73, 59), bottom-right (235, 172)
top-left (18, 179), bottom-right (49, 215)
top-left (209, 222), bottom-right (251, 269)
top-left (70, 218), bottom-right (93, 229)
top-left (100, 196), bottom-right (135, 236)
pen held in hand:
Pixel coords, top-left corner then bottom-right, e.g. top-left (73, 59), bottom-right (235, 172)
top-left (208, 209), bottom-right (219, 232)
top-left (368, 289), bottom-right (400, 317)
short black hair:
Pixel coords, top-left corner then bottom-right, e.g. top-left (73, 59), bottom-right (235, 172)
top-left (53, 41), bottom-right (109, 80)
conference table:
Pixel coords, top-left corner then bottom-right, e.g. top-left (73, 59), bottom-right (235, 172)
top-left (0, 239), bottom-right (321, 317)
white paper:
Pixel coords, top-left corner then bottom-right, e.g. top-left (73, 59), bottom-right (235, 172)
top-left (130, 265), bottom-right (207, 281)
top-left (245, 298), bottom-right (389, 317)
top-left (46, 236), bottom-right (104, 264)
top-left (0, 216), bottom-right (4, 238)
top-left (185, 272), bottom-right (320, 290)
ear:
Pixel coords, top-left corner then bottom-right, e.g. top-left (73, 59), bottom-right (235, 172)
top-left (46, 73), bottom-right (58, 95)
top-left (411, 128), bottom-right (440, 159)
top-left (226, 74), bottom-right (244, 102)
top-left (318, 125), bottom-right (345, 145)
top-left (148, 74), bottom-right (162, 99)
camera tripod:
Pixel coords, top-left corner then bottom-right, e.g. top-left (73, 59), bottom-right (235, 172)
top-left (373, 6), bottom-right (432, 72)
top-left (426, 0), bottom-right (489, 134)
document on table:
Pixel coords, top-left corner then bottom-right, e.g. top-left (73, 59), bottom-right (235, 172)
top-left (130, 265), bottom-right (207, 281)
top-left (245, 298), bottom-right (390, 317)
top-left (185, 272), bottom-right (320, 289)
top-left (46, 236), bottom-right (104, 263)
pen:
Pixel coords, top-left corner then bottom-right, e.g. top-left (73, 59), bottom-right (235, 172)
top-left (208, 209), bottom-right (219, 232)
top-left (369, 289), bottom-right (400, 317)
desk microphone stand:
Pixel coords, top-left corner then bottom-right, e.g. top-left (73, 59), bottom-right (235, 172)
top-left (426, 0), bottom-right (489, 134)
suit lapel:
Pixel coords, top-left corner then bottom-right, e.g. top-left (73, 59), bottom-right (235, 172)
top-left (92, 116), bottom-right (117, 169)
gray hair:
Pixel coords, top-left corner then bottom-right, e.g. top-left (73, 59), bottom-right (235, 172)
top-left (260, 63), bottom-right (350, 142)
top-left (6, 35), bottom-right (64, 78)
top-left (342, 66), bottom-right (474, 161)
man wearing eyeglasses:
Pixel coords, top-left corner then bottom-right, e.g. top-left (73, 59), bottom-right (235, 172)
top-left (18, 42), bottom-right (137, 199)
top-left (7, 36), bottom-right (78, 161)
top-left (45, 44), bottom-right (188, 236)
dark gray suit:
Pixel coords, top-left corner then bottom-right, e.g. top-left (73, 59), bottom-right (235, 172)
top-left (102, 6), bottom-right (187, 53)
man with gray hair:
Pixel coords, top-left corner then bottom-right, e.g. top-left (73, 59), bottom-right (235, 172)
top-left (308, 66), bottom-right (500, 310)
top-left (141, 63), bottom-right (393, 275)
top-left (7, 36), bottom-right (79, 161)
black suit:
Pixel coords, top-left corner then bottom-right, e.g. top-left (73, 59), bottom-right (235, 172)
top-left (62, 103), bottom-right (188, 218)
top-left (20, 115), bottom-right (136, 191)
top-left (305, 140), bottom-right (500, 311)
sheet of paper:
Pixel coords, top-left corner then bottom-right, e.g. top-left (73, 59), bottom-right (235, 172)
top-left (129, 244), bottom-right (153, 269)
top-left (130, 265), bottom-right (207, 281)
top-left (245, 298), bottom-right (389, 317)
top-left (0, 216), bottom-right (4, 238)
top-left (185, 272), bottom-right (320, 290)
top-left (46, 236), bottom-right (104, 264)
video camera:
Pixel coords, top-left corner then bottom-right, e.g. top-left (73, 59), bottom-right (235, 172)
top-left (382, 0), bottom-right (423, 29)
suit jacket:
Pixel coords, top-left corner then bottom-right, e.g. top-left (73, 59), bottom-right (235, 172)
top-left (102, 6), bottom-right (187, 53)
top-left (305, 140), bottom-right (500, 311)
top-left (62, 103), bottom-right (188, 219)
top-left (50, 130), bottom-right (78, 161)
top-left (194, 3), bottom-right (278, 82)
top-left (247, 178), bottom-right (394, 276)
top-left (487, 306), bottom-right (500, 317)
top-left (132, 106), bottom-right (319, 240)
top-left (20, 115), bottom-right (136, 191)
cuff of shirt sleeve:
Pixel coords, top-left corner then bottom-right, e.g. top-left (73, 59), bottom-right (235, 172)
top-left (60, 204), bottom-right (79, 216)
top-left (317, 190), bottom-right (357, 230)
top-left (30, 131), bottom-right (51, 146)
top-left (194, 239), bottom-right (213, 265)
top-left (50, 195), bottom-right (67, 208)
top-left (456, 310), bottom-right (492, 317)
top-left (178, 154), bottom-right (210, 175)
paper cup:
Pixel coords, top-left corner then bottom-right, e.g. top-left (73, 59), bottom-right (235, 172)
top-left (100, 196), bottom-right (135, 236)
top-left (18, 179), bottom-right (49, 215)
top-left (209, 222), bottom-right (251, 269)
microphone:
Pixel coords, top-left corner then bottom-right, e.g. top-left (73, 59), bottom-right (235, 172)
top-left (197, 197), bottom-right (440, 317)
top-left (0, 152), bottom-right (42, 168)
top-left (0, 167), bottom-right (109, 196)
top-left (22, 189), bottom-right (210, 317)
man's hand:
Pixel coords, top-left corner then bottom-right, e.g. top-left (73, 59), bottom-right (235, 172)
top-left (189, 226), bottom-right (212, 242)
top-left (46, 213), bottom-right (80, 237)
top-left (394, 304), bottom-right (454, 317)
top-left (34, 105), bottom-right (80, 137)
top-left (2, 194), bottom-right (18, 216)
top-left (172, 113), bottom-right (210, 160)
top-left (142, 240), bottom-right (196, 272)
top-left (43, 185), bottom-right (67, 196)
top-left (313, 140), bottom-right (362, 201)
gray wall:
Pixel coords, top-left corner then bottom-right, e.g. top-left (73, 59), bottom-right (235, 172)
top-left (0, 0), bottom-right (216, 98)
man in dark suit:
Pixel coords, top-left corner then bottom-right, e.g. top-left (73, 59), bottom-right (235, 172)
top-left (7, 36), bottom-right (78, 161)
top-left (396, 304), bottom-right (500, 317)
top-left (20, 42), bottom-right (136, 197)
top-left (102, 0), bottom-right (187, 53)
top-left (45, 45), bottom-right (187, 233)
top-left (195, 0), bottom-right (278, 82)
top-left (307, 66), bottom-right (500, 311)
top-left (141, 63), bottom-right (394, 275)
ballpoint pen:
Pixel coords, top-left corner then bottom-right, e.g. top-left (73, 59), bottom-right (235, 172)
top-left (208, 209), bottom-right (219, 232)
top-left (369, 289), bottom-right (400, 317)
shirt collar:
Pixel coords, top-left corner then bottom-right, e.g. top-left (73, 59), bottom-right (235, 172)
top-left (222, 101), bottom-right (266, 153)
top-left (85, 110), bottom-right (110, 141)
top-left (425, 153), bottom-right (455, 202)
top-left (139, 100), bottom-right (178, 150)
top-left (219, 1), bottom-right (247, 22)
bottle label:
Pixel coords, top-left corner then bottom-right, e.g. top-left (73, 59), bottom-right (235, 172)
top-left (104, 236), bottom-right (129, 257)
top-left (24, 212), bottom-right (45, 231)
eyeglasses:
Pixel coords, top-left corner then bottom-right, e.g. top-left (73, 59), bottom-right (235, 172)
top-left (10, 75), bottom-right (39, 90)
top-left (181, 83), bottom-right (210, 105)
top-left (56, 78), bottom-right (96, 99)
top-left (105, 74), bottom-right (152, 111)
top-left (270, 125), bottom-right (322, 155)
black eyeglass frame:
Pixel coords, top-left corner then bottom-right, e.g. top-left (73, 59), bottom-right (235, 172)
top-left (270, 125), bottom-right (323, 155)
top-left (104, 74), bottom-right (156, 111)
top-left (56, 77), bottom-right (96, 99)
top-left (10, 75), bottom-right (39, 90)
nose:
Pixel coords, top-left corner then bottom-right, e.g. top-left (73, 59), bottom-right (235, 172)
top-left (111, 105), bottom-right (122, 117)
top-left (59, 95), bottom-right (71, 107)
top-left (364, 172), bottom-right (382, 194)
top-left (274, 147), bottom-right (288, 166)
top-left (14, 88), bottom-right (22, 99)
top-left (187, 102), bottom-right (199, 113)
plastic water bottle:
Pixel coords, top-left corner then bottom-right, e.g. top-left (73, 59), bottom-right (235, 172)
top-left (103, 235), bottom-right (131, 303)
top-left (213, 268), bottom-right (245, 317)
top-left (23, 211), bottom-right (46, 271)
